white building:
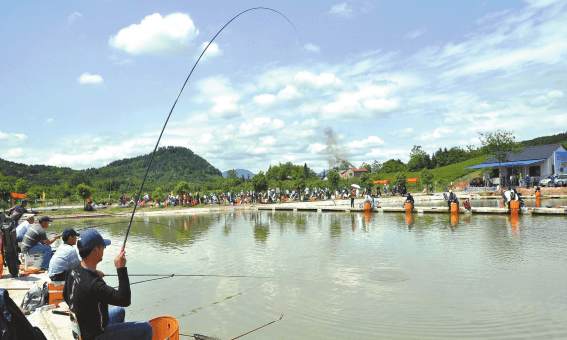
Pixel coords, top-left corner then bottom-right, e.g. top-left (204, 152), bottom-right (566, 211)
top-left (465, 143), bottom-right (566, 186)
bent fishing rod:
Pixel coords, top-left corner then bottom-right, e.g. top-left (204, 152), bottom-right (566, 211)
top-left (178, 315), bottom-right (284, 340)
top-left (120, 7), bottom-right (303, 254)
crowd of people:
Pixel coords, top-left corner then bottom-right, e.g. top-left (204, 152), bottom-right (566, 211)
top-left (111, 184), bottom-right (418, 209)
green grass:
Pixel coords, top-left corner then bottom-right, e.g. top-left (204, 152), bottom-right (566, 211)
top-left (377, 156), bottom-right (487, 190)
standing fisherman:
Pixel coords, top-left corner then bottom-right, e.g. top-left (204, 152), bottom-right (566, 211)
top-left (9, 199), bottom-right (38, 225)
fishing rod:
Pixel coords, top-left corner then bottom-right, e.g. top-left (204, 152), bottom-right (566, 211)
top-left (179, 315), bottom-right (283, 340)
top-left (120, 7), bottom-right (304, 254)
top-left (106, 274), bottom-right (274, 278)
top-left (230, 314), bottom-right (284, 340)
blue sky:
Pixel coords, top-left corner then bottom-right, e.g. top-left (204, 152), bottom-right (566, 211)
top-left (1, 0), bottom-right (566, 173)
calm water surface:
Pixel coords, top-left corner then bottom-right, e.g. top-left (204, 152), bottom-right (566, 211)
top-left (50, 210), bottom-right (567, 339)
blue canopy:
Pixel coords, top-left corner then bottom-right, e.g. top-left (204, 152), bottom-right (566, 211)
top-left (465, 159), bottom-right (546, 169)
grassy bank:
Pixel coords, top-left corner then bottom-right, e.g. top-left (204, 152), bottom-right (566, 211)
top-left (376, 156), bottom-right (487, 191)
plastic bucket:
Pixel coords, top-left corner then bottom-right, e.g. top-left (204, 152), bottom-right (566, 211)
top-left (404, 202), bottom-right (412, 212)
top-left (510, 200), bottom-right (520, 210)
top-left (450, 203), bottom-right (458, 213)
top-left (149, 316), bottom-right (179, 340)
top-left (364, 203), bottom-right (371, 212)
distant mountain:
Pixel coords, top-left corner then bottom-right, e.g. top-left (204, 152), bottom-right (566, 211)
top-left (0, 146), bottom-right (222, 188)
top-left (222, 169), bottom-right (255, 179)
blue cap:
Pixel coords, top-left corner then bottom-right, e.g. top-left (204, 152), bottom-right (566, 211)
top-left (62, 228), bottom-right (78, 238)
top-left (77, 229), bottom-right (111, 251)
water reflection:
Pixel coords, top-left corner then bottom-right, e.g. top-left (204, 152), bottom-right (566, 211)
top-left (330, 215), bottom-right (341, 238)
top-left (450, 213), bottom-right (459, 229)
top-left (509, 213), bottom-right (520, 237)
top-left (46, 211), bottom-right (567, 339)
top-left (404, 213), bottom-right (413, 228)
top-left (252, 213), bottom-right (269, 243)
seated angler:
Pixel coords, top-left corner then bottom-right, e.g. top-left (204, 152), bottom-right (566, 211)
top-left (16, 215), bottom-right (35, 242)
top-left (21, 216), bottom-right (62, 271)
top-left (63, 230), bottom-right (152, 340)
top-left (48, 228), bottom-right (81, 282)
top-left (447, 190), bottom-right (459, 211)
top-left (405, 192), bottom-right (415, 210)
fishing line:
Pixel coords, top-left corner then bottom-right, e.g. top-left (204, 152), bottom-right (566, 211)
top-left (121, 7), bottom-right (304, 253)
top-left (177, 277), bottom-right (274, 319)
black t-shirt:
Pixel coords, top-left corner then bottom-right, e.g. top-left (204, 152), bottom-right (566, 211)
top-left (63, 263), bottom-right (131, 340)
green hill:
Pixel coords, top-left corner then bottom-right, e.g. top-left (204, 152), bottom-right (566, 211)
top-left (0, 146), bottom-right (222, 190)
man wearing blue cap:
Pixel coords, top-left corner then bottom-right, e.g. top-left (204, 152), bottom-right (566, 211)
top-left (48, 228), bottom-right (81, 282)
top-left (63, 229), bottom-right (152, 340)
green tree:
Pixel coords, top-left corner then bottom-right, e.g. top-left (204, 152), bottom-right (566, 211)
top-left (0, 182), bottom-right (11, 210)
top-left (50, 185), bottom-right (63, 205)
top-left (327, 171), bottom-right (340, 190)
top-left (359, 173), bottom-right (374, 193)
top-left (382, 159), bottom-right (406, 173)
top-left (226, 169), bottom-right (238, 180)
top-left (361, 162), bottom-right (372, 173)
top-left (152, 185), bottom-right (166, 203)
top-left (407, 145), bottom-right (431, 171)
top-left (371, 160), bottom-right (382, 173)
top-left (26, 186), bottom-right (43, 201)
top-left (174, 181), bottom-right (192, 196)
top-left (14, 178), bottom-right (29, 194)
top-left (76, 183), bottom-right (94, 206)
top-left (395, 171), bottom-right (407, 187)
top-left (479, 130), bottom-right (524, 169)
top-left (70, 171), bottom-right (92, 187)
top-left (420, 168), bottom-right (434, 193)
top-left (337, 160), bottom-right (351, 171)
top-left (252, 171), bottom-right (268, 192)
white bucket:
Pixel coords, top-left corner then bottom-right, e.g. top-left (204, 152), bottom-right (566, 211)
top-left (24, 252), bottom-right (44, 270)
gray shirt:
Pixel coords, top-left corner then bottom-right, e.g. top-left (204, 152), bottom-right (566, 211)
top-left (22, 224), bottom-right (47, 252)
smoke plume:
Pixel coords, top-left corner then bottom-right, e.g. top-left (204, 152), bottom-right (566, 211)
top-left (323, 127), bottom-right (349, 169)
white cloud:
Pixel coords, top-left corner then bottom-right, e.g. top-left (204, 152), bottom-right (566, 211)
top-left (347, 136), bottom-right (385, 149)
top-left (322, 97), bottom-right (362, 118)
top-left (109, 13), bottom-right (199, 55)
top-left (195, 76), bottom-right (241, 119)
top-left (418, 127), bottom-right (454, 141)
top-left (46, 118), bottom-right (54, 123)
top-left (326, 3), bottom-right (354, 18)
top-left (391, 128), bottom-right (414, 138)
top-left (528, 90), bottom-right (564, 106)
top-left (198, 41), bottom-right (222, 61)
top-left (304, 43), bottom-right (321, 52)
top-left (239, 117), bottom-right (284, 136)
top-left (68, 12), bottom-right (83, 23)
top-left (475, 9), bottom-right (512, 25)
top-left (293, 71), bottom-right (342, 89)
top-left (5, 148), bottom-right (23, 158)
top-left (78, 73), bottom-right (103, 85)
top-left (405, 28), bottom-right (426, 39)
top-left (362, 97), bottom-right (401, 113)
top-left (0, 130), bottom-right (27, 140)
top-left (307, 143), bottom-right (326, 153)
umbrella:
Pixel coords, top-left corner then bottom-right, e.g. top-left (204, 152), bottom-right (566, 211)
top-left (351, 184), bottom-right (361, 189)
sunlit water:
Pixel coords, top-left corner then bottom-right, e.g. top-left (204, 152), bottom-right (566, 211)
top-left (379, 197), bottom-right (567, 208)
top-left (49, 210), bottom-right (567, 339)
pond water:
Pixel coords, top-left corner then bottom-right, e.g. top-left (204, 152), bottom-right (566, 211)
top-left (50, 210), bottom-right (567, 339)
top-left (379, 197), bottom-right (567, 208)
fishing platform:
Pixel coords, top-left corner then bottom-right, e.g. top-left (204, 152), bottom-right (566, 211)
top-left (257, 204), bottom-right (567, 215)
